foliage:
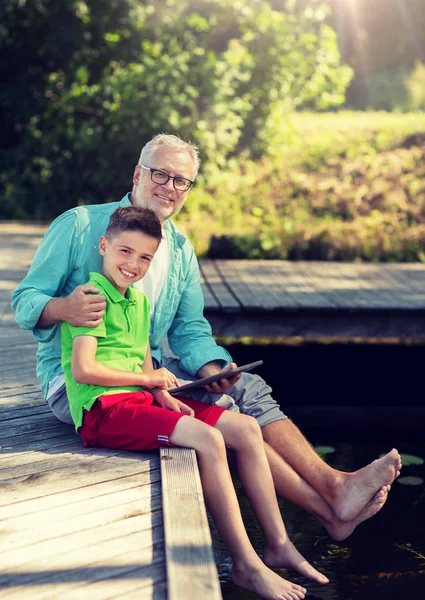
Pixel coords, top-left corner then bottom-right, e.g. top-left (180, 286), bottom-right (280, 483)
top-left (357, 69), bottom-right (410, 112)
top-left (174, 111), bottom-right (425, 262)
top-left (357, 62), bottom-right (425, 112)
top-left (313, 445), bottom-right (335, 460)
top-left (398, 454), bottom-right (424, 466)
top-left (0, 0), bottom-right (351, 220)
top-left (397, 477), bottom-right (424, 486)
top-left (405, 62), bottom-right (425, 112)
top-left (322, 0), bottom-right (425, 110)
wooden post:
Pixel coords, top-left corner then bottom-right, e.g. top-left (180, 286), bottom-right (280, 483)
top-left (160, 447), bottom-right (222, 600)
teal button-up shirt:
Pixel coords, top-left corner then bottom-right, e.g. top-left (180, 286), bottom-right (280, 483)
top-left (12, 194), bottom-right (231, 400)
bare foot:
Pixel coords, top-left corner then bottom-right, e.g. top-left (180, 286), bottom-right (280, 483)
top-left (331, 449), bottom-right (400, 521)
top-left (263, 538), bottom-right (329, 585)
top-left (232, 561), bottom-right (307, 600)
top-left (324, 485), bottom-right (390, 541)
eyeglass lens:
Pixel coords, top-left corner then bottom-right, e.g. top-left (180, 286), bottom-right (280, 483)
top-left (151, 169), bottom-right (190, 191)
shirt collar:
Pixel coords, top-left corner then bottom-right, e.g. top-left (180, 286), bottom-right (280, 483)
top-left (89, 272), bottom-right (136, 305)
top-left (120, 193), bottom-right (132, 207)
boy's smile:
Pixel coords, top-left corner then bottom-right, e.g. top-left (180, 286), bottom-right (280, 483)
top-left (99, 230), bottom-right (160, 295)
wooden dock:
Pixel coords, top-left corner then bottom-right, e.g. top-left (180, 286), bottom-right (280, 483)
top-left (3, 221), bottom-right (425, 340)
top-left (0, 222), bottom-right (221, 600)
top-left (2, 221), bottom-right (424, 598)
top-left (200, 259), bottom-right (425, 339)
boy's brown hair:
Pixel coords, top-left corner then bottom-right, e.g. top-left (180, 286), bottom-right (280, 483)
top-left (105, 206), bottom-right (162, 242)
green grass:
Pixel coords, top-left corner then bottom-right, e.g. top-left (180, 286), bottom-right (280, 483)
top-left (175, 111), bottom-right (425, 262)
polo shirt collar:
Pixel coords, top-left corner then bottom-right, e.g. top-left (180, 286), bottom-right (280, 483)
top-left (89, 272), bottom-right (136, 305)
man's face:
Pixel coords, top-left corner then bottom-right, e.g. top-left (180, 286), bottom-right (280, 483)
top-left (99, 230), bottom-right (159, 296)
top-left (132, 146), bottom-right (195, 223)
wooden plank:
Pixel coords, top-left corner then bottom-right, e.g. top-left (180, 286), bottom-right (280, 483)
top-left (0, 505), bottom-right (163, 573)
top-left (270, 261), bottom-right (338, 309)
top-left (2, 474), bottom-right (161, 531)
top-left (0, 384), bottom-right (41, 399)
top-left (0, 516), bottom-right (165, 598)
top-left (110, 577), bottom-right (168, 600)
top-left (0, 453), bottom-right (159, 506)
top-left (0, 426), bottom-right (80, 449)
top-left (253, 260), bottom-right (302, 308)
top-left (1, 481), bottom-right (162, 552)
top-left (213, 260), bottom-right (262, 310)
top-left (0, 434), bottom-right (80, 459)
top-left (0, 418), bottom-right (74, 441)
top-left (308, 262), bottom-right (405, 309)
top-left (215, 260), bottom-right (298, 310)
top-left (30, 555), bottom-right (167, 600)
top-left (0, 443), bottom-right (137, 476)
top-left (0, 404), bottom-right (50, 421)
top-left (0, 410), bottom-right (68, 432)
top-left (0, 469), bottom-right (159, 521)
top-left (199, 267), bottom-right (220, 310)
top-left (160, 447), bottom-right (222, 600)
top-left (199, 259), bottom-right (240, 311)
top-left (379, 263), bottom-right (425, 308)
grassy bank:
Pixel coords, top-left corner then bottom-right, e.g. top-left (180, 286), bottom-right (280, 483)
top-left (175, 111), bottom-right (425, 262)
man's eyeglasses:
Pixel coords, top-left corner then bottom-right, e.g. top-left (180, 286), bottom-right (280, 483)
top-left (139, 165), bottom-right (194, 192)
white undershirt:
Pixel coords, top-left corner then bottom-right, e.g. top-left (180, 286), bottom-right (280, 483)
top-left (133, 233), bottom-right (169, 318)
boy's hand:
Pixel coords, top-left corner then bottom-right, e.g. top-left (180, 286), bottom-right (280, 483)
top-left (141, 368), bottom-right (179, 390)
top-left (154, 390), bottom-right (194, 417)
top-left (176, 399), bottom-right (195, 417)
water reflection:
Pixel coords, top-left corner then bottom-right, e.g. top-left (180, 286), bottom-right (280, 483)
top-left (209, 441), bottom-right (425, 600)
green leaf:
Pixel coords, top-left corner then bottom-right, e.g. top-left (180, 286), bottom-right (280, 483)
top-left (380, 453), bottom-right (424, 466)
top-left (400, 454), bottom-right (424, 466)
top-left (104, 32), bottom-right (121, 44)
top-left (314, 446), bottom-right (335, 456)
top-left (397, 476), bottom-right (424, 486)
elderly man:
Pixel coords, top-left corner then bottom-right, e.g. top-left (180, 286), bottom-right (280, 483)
top-left (13, 134), bottom-right (400, 540)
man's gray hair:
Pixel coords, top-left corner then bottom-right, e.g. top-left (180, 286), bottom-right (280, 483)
top-left (138, 134), bottom-right (200, 179)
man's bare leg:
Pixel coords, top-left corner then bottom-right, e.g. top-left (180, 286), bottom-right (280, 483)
top-left (264, 443), bottom-right (391, 539)
top-left (262, 419), bottom-right (401, 522)
top-left (169, 416), bottom-right (308, 600)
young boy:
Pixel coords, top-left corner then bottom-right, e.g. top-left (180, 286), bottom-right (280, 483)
top-left (61, 206), bottom-right (330, 599)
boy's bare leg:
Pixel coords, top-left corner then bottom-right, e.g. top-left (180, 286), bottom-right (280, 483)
top-left (169, 416), bottom-right (308, 600)
top-left (213, 412), bottom-right (329, 585)
top-left (262, 419), bottom-right (401, 521)
top-left (264, 442), bottom-right (391, 540)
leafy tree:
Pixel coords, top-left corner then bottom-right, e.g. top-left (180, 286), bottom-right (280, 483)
top-left (1, 0), bottom-right (351, 220)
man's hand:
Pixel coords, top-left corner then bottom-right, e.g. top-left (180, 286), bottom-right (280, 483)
top-left (38, 284), bottom-right (106, 328)
top-left (197, 361), bottom-right (242, 393)
top-left (140, 368), bottom-right (179, 390)
top-left (63, 285), bottom-right (106, 327)
top-left (154, 390), bottom-right (195, 416)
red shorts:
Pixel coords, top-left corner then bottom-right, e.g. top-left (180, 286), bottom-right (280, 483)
top-left (78, 391), bottom-right (226, 451)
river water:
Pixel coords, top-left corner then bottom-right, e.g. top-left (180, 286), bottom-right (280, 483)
top-left (211, 341), bottom-right (425, 600)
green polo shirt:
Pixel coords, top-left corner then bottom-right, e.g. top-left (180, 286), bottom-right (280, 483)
top-left (61, 272), bottom-right (151, 430)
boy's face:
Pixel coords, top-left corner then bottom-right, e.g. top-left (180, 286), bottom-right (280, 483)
top-left (99, 230), bottom-right (160, 295)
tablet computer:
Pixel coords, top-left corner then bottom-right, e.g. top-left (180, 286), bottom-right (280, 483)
top-left (168, 360), bottom-right (263, 395)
